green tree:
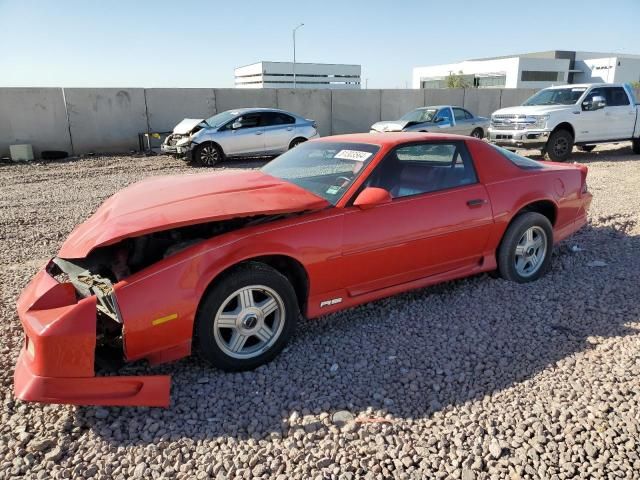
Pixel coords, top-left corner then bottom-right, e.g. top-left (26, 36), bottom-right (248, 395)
top-left (446, 70), bottom-right (470, 89)
top-left (630, 80), bottom-right (640, 89)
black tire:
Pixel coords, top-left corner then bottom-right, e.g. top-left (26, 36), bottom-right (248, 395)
top-left (544, 129), bottom-right (574, 162)
top-left (470, 128), bottom-right (484, 139)
top-left (193, 142), bottom-right (224, 167)
top-left (632, 138), bottom-right (640, 154)
top-left (289, 137), bottom-right (307, 149)
top-left (194, 262), bottom-right (298, 371)
top-left (577, 145), bottom-right (596, 152)
top-left (497, 212), bottom-right (553, 283)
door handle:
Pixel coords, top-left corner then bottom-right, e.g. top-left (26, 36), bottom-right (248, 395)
top-left (287, 127), bottom-right (293, 131)
top-left (255, 131), bottom-right (263, 135)
top-left (466, 199), bottom-right (486, 207)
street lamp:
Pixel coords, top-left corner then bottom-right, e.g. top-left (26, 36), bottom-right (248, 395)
top-left (292, 23), bottom-right (304, 88)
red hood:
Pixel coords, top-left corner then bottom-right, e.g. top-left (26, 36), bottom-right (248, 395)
top-left (58, 170), bottom-right (329, 258)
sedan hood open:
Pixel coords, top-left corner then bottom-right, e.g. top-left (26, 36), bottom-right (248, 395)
top-left (172, 118), bottom-right (206, 134)
top-left (59, 170), bottom-right (330, 258)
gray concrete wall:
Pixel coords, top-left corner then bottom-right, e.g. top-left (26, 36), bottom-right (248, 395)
top-left (276, 89), bottom-right (332, 137)
top-left (331, 90), bottom-right (382, 134)
top-left (65, 88), bottom-right (148, 153)
top-left (145, 88), bottom-right (216, 133)
top-left (12, 86), bottom-right (631, 158)
top-left (381, 90), bottom-right (425, 120)
top-left (463, 89), bottom-right (502, 118)
top-left (499, 88), bottom-right (537, 109)
top-left (213, 89), bottom-right (277, 113)
top-left (424, 88), bottom-right (465, 108)
top-left (0, 88), bottom-right (72, 158)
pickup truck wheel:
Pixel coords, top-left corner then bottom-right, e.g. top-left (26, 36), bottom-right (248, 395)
top-left (470, 128), bottom-right (484, 139)
top-left (193, 142), bottom-right (224, 167)
top-left (194, 262), bottom-right (298, 371)
top-left (544, 129), bottom-right (573, 162)
top-left (633, 138), bottom-right (640, 154)
top-left (578, 145), bottom-right (596, 152)
top-left (497, 212), bottom-right (553, 283)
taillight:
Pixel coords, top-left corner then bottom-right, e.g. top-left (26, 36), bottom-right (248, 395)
top-left (576, 164), bottom-right (588, 194)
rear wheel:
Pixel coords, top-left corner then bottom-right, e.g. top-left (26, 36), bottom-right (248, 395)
top-left (193, 142), bottom-right (223, 167)
top-left (497, 212), bottom-right (553, 283)
top-left (470, 128), bottom-right (484, 139)
top-left (544, 129), bottom-right (574, 162)
top-left (289, 137), bottom-right (307, 149)
top-left (577, 145), bottom-right (596, 152)
top-left (632, 138), bottom-right (640, 154)
top-left (195, 263), bottom-right (298, 371)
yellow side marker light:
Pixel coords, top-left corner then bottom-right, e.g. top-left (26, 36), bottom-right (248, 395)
top-left (152, 313), bottom-right (178, 326)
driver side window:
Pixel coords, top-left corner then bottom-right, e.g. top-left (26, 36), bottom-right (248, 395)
top-left (435, 108), bottom-right (453, 124)
top-left (366, 142), bottom-right (477, 199)
top-left (231, 113), bottom-right (261, 130)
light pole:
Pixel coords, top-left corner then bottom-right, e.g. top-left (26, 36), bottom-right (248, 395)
top-left (292, 23), bottom-right (304, 88)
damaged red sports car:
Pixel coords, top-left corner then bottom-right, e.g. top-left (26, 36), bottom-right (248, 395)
top-left (14, 133), bottom-right (591, 407)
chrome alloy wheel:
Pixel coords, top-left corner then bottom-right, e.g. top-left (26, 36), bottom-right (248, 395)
top-left (200, 145), bottom-right (219, 166)
top-left (514, 226), bottom-right (547, 278)
top-left (213, 285), bottom-right (285, 359)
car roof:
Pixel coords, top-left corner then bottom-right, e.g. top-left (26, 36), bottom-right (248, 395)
top-left (545, 83), bottom-right (610, 89)
top-left (223, 107), bottom-right (299, 115)
top-left (314, 132), bottom-right (477, 148)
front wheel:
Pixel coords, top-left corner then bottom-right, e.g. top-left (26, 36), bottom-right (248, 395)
top-left (194, 262), bottom-right (298, 371)
top-left (497, 212), bottom-right (553, 283)
top-left (193, 142), bottom-right (223, 167)
top-left (632, 138), bottom-right (640, 154)
top-left (470, 128), bottom-right (484, 139)
top-left (544, 130), bottom-right (574, 162)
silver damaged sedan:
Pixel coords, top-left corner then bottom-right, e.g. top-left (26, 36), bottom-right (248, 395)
top-left (162, 108), bottom-right (319, 166)
top-left (370, 105), bottom-right (489, 138)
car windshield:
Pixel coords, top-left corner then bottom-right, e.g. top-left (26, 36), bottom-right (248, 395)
top-left (523, 88), bottom-right (587, 106)
top-left (204, 110), bottom-right (240, 128)
top-left (490, 144), bottom-right (543, 170)
top-left (262, 142), bottom-right (380, 205)
top-left (400, 108), bottom-right (438, 123)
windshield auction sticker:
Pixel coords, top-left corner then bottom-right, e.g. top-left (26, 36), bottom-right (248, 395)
top-left (334, 150), bottom-right (372, 161)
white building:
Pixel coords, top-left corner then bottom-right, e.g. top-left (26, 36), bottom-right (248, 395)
top-left (235, 61), bottom-right (361, 89)
top-left (412, 51), bottom-right (640, 89)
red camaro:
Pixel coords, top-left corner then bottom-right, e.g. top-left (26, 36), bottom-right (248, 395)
top-left (14, 133), bottom-right (591, 407)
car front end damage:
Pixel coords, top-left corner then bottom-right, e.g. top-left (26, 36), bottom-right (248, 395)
top-left (161, 133), bottom-right (196, 157)
top-left (14, 258), bottom-right (171, 407)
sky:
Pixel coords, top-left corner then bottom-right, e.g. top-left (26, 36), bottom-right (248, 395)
top-left (1, 0), bottom-right (639, 89)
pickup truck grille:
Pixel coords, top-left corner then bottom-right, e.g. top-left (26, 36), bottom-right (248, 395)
top-left (491, 114), bottom-right (533, 130)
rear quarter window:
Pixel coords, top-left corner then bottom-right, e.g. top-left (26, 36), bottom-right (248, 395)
top-left (490, 145), bottom-right (544, 170)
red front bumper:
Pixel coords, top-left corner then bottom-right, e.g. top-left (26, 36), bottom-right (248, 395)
top-left (13, 263), bottom-right (171, 407)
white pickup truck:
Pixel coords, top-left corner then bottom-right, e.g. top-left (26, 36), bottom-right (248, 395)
top-left (488, 83), bottom-right (640, 161)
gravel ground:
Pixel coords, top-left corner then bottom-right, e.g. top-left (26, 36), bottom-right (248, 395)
top-left (1, 144), bottom-right (639, 479)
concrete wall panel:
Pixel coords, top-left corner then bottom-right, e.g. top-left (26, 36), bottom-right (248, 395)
top-left (65, 88), bottom-right (148, 153)
top-left (331, 90), bottom-right (381, 134)
top-left (276, 89), bottom-right (331, 137)
top-left (145, 88), bottom-right (216, 133)
top-left (500, 88), bottom-right (537, 109)
top-left (0, 88), bottom-right (71, 158)
top-left (424, 88), bottom-right (465, 108)
top-left (381, 90), bottom-right (425, 120)
top-left (213, 89), bottom-right (277, 113)
top-left (463, 89), bottom-right (502, 117)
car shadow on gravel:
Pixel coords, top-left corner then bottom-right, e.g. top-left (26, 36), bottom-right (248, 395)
top-left (74, 222), bottom-right (640, 445)
top-left (521, 143), bottom-right (638, 163)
